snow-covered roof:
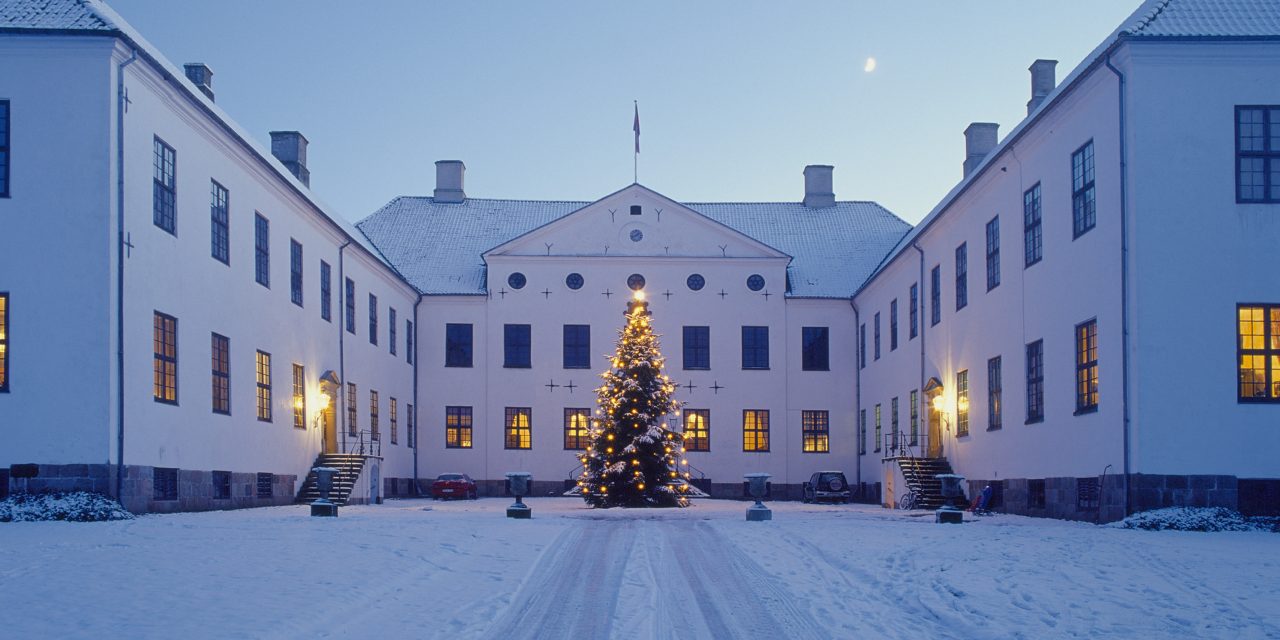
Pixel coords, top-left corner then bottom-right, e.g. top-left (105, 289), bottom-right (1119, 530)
top-left (0, 0), bottom-right (113, 32)
top-left (356, 195), bottom-right (910, 298)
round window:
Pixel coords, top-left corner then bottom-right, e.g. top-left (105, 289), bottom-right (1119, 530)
top-left (627, 273), bottom-right (646, 291)
top-left (507, 272), bottom-right (527, 290)
top-left (747, 274), bottom-right (765, 291)
top-left (565, 273), bottom-right (584, 290)
top-left (629, 229), bottom-right (644, 243)
top-left (687, 274), bottom-right (705, 291)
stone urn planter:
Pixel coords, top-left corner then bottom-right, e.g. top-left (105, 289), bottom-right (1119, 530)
top-left (744, 473), bottom-right (772, 521)
top-left (506, 472), bottom-right (532, 519)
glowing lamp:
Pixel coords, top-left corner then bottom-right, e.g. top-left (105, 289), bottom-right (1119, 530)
top-left (931, 395), bottom-right (945, 412)
top-left (318, 392), bottom-right (332, 408)
top-left (633, 290), bottom-right (646, 302)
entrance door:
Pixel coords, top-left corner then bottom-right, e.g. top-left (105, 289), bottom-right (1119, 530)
top-left (323, 405), bottom-right (337, 453)
top-left (928, 406), bottom-right (943, 458)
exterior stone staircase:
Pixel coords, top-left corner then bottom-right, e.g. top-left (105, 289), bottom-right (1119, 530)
top-left (897, 457), bottom-right (964, 510)
top-left (295, 453), bottom-right (366, 506)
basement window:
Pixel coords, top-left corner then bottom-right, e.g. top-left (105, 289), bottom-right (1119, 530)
top-left (212, 471), bottom-right (231, 500)
top-left (256, 473), bottom-right (273, 499)
top-left (153, 467), bottom-right (178, 501)
top-left (1028, 479), bottom-right (1046, 509)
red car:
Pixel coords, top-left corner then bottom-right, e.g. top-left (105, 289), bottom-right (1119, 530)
top-left (431, 473), bottom-right (478, 500)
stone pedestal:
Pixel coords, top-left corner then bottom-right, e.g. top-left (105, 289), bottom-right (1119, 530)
top-left (936, 508), bottom-right (963, 524)
top-left (506, 472), bottom-right (532, 519)
top-left (746, 504), bottom-right (773, 521)
top-left (311, 500), bottom-right (338, 517)
top-left (744, 473), bottom-right (772, 522)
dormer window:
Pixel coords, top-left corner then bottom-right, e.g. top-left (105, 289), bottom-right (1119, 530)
top-left (630, 205), bottom-right (642, 215)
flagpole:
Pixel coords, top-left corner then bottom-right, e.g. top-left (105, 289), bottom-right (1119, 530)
top-left (633, 100), bottom-right (639, 184)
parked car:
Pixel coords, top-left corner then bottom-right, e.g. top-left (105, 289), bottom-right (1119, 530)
top-left (803, 471), bottom-right (851, 504)
top-left (431, 473), bottom-right (478, 500)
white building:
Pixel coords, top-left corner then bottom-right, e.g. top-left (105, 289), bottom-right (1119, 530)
top-left (0, 0), bottom-right (1277, 519)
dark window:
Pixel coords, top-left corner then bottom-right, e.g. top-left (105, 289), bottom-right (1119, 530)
top-left (369, 390), bottom-right (379, 441)
top-left (212, 471), bottom-right (231, 500)
top-left (564, 408), bottom-right (590, 450)
top-left (687, 274), bottom-right (705, 291)
top-left (389, 308), bottom-right (397, 356)
top-left (508, 272), bottom-right (526, 290)
top-left (956, 370), bottom-right (969, 436)
top-left (368, 294), bottom-right (378, 345)
top-left (0, 101), bottom-right (8, 197)
top-left (505, 407), bottom-right (531, 449)
top-left (1029, 479), bottom-right (1046, 509)
top-left (153, 467), bottom-right (178, 501)
top-left (874, 404), bottom-right (881, 453)
top-left (889, 300), bottom-right (899, 351)
top-left (802, 327), bottom-right (829, 371)
top-left (683, 326), bottom-right (710, 370)
top-left (1026, 340), bottom-right (1044, 423)
top-left (566, 273), bottom-right (584, 290)
top-left (1236, 106), bottom-right (1279, 203)
top-left (627, 273), bottom-right (646, 291)
top-left (1076, 320), bottom-right (1099, 413)
top-left (504, 324), bottom-right (531, 368)
top-left (256, 350), bottom-right (272, 422)
top-left (909, 390), bottom-right (919, 445)
top-left (346, 383), bottom-right (357, 435)
top-left (254, 213), bottom-right (270, 287)
top-left (858, 323), bottom-right (866, 369)
top-left (390, 397), bottom-right (398, 445)
top-left (909, 284), bottom-right (919, 339)
top-left (406, 320), bottom-right (414, 364)
top-left (630, 205), bottom-right (642, 215)
top-left (290, 240), bottom-right (303, 306)
top-left (320, 261), bottom-right (332, 322)
top-left (211, 333), bottom-right (230, 415)
top-left (1238, 304), bottom-right (1280, 402)
top-left (153, 312), bottom-right (178, 404)
top-left (742, 410), bottom-right (769, 452)
top-left (955, 243), bottom-right (968, 311)
top-left (859, 409), bottom-right (867, 455)
top-left (1077, 477), bottom-right (1100, 510)
top-left (407, 403), bottom-right (416, 448)
top-left (802, 410), bottom-right (829, 453)
top-left (257, 473), bottom-right (273, 499)
top-left (153, 137), bottom-right (176, 233)
top-left (563, 324), bottom-right (590, 369)
top-left (446, 323), bottom-right (473, 368)
top-left (873, 313), bottom-right (881, 360)
top-left (210, 180), bottom-right (229, 263)
top-left (741, 326), bottom-right (769, 370)
top-left (988, 356), bottom-right (1002, 430)
top-left (1, 293), bottom-right (9, 392)
top-left (1072, 141), bottom-right (1096, 237)
top-left (1024, 183), bottom-right (1043, 267)
top-left (747, 274), bottom-right (765, 291)
top-left (684, 409), bottom-right (710, 452)
top-left (446, 406), bottom-right (473, 448)
top-left (930, 266), bottom-right (941, 326)
top-left (344, 278), bottom-right (355, 334)
top-left (292, 363), bottom-right (306, 430)
top-left (986, 217), bottom-right (1001, 291)
top-left (890, 397), bottom-right (899, 448)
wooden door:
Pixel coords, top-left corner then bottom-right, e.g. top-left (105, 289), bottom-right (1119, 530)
top-left (323, 405), bottom-right (337, 453)
top-left (928, 405), bottom-right (943, 458)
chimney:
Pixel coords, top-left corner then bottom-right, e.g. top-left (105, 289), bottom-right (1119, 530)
top-left (1027, 59), bottom-right (1058, 115)
top-left (963, 123), bottom-right (999, 178)
top-left (183, 63), bottom-right (214, 101)
top-left (270, 131), bottom-right (310, 187)
top-left (802, 164), bottom-right (835, 208)
top-left (434, 160), bottom-right (466, 203)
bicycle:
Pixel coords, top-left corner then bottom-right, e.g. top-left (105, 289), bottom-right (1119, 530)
top-left (897, 490), bottom-right (922, 510)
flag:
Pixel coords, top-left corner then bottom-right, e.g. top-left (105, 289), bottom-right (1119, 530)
top-left (633, 102), bottom-right (640, 154)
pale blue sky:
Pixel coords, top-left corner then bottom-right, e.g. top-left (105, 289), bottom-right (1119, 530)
top-left (107, 1), bottom-right (1140, 225)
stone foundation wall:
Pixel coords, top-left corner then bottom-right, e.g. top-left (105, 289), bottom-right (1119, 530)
top-left (5, 463), bottom-right (296, 514)
top-left (383, 477), bottom-right (422, 498)
top-left (965, 474), bottom-right (1261, 523)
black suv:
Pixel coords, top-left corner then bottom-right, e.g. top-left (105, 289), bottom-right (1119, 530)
top-left (802, 471), bottom-right (851, 504)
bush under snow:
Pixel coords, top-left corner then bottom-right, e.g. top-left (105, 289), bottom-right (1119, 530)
top-left (1111, 507), bottom-right (1260, 532)
top-left (0, 492), bottom-right (134, 523)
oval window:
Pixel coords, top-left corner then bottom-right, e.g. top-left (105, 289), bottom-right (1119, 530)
top-left (507, 272), bottom-right (527, 290)
top-left (747, 274), bottom-right (765, 291)
top-left (565, 273), bottom-right (584, 290)
top-left (687, 274), bottom-right (705, 291)
top-left (627, 274), bottom-right (646, 291)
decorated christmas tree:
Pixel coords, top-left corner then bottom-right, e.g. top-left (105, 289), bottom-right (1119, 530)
top-left (579, 291), bottom-right (689, 508)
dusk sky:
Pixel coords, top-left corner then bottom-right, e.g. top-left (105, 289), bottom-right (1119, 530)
top-left (106, 1), bottom-right (1140, 225)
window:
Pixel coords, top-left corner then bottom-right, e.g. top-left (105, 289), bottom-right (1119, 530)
top-left (1076, 320), bottom-right (1099, 413)
top-left (889, 300), bottom-right (898, 351)
top-left (956, 370), bottom-right (969, 436)
top-left (684, 409), bottom-right (710, 452)
top-left (288, 240), bottom-right (303, 306)
top-left (986, 217), bottom-right (1001, 291)
top-left (563, 325), bottom-right (590, 369)
top-left (345, 278), bottom-right (355, 334)
top-left (292, 363), bottom-right (305, 429)
top-left (564, 408), bottom-right (590, 450)
top-left (1237, 106), bottom-right (1280, 202)
top-left (859, 409), bottom-right (867, 455)
top-left (153, 467), bottom-right (178, 501)
top-left (909, 390), bottom-right (919, 445)
top-left (802, 327), bottom-right (829, 371)
top-left (212, 471), bottom-right (231, 500)
top-left (406, 320), bottom-right (414, 364)
top-left (930, 266), bottom-right (942, 326)
top-left (909, 284), bottom-right (919, 339)
top-left (1024, 183), bottom-right (1043, 267)
top-left (446, 406), bottom-right (473, 448)
top-left (389, 309), bottom-right (397, 356)
top-left (0, 100), bottom-right (8, 197)
top-left (153, 312), bottom-right (178, 404)
top-left (0, 293), bottom-right (9, 392)
top-left (955, 243), bottom-right (968, 311)
top-left (346, 382), bottom-right (357, 435)
top-left (858, 323), bottom-right (867, 370)
top-left (741, 326), bottom-right (769, 370)
top-left (407, 403), bottom-right (416, 448)
top-left (1026, 340), bottom-right (1044, 423)
top-left (152, 137), bottom-right (176, 233)
top-left (505, 407), bottom-right (531, 449)
top-left (390, 397), bottom-right (398, 445)
top-left (255, 350), bottom-right (272, 421)
top-left (742, 410), bottom-right (769, 452)
top-left (1029, 479), bottom-right (1046, 509)
top-left (253, 213), bottom-right (270, 287)
top-left (211, 333), bottom-right (230, 415)
top-left (802, 410), bottom-right (829, 453)
top-left (320, 261), bottom-right (332, 322)
top-left (504, 324), bottom-right (531, 368)
top-left (369, 390), bottom-right (380, 441)
top-left (874, 404), bottom-right (881, 453)
top-left (988, 356), bottom-right (1002, 430)
top-left (368, 294), bottom-right (378, 345)
top-left (257, 473), bottom-right (273, 499)
top-left (683, 326), bottom-right (710, 370)
top-left (891, 397), bottom-right (899, 447)
top-left (210, 181), bottom-right (229, 264)
top-left (1238, 304), bottom-right (1280, 402)
top-left (873, 313), bottom-right (881, 360)
top-left (1072, 141), bottom-right (1096, 236)
top-left (445, 323), bottom-right (473, 367)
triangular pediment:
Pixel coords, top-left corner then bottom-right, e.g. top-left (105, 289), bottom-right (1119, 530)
top-left (484, 184), bottom-right (790, 260)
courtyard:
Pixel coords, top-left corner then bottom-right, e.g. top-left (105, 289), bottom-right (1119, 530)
top-left (1, 498), bottom-right (1277, 639)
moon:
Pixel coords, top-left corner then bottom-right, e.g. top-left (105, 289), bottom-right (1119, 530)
top-left (864, 57), bottom-right (877, 73)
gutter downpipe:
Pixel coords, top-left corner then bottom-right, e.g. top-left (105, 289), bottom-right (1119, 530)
top-left (412, 294), bottom-right (422, 496)
top-left (337, 241), bottom-right (351, 454)
top-left (849, 297), bottom-right (861, 491)
top-left (115, 48), bottom-right (138, 503)
top-left (1105, 50), bottom-right (1133, 518)
top-left (913, 242), bottom-right (926, 455)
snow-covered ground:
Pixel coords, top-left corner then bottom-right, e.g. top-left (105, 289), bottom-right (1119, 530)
top-left (1, 498), bottom-right (1277, 639)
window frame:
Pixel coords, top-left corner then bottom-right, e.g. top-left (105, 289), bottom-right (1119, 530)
top-left (0, 100), bottom-right (9, 198)
top-left (368, 294), bottom-right (378, 346)
top-left (369, 389), bottom-right (380, 441)
top-left (445, 405), bottom-right (473, 448)
top-left (889, 300), bottom-right (898, 352)
top-left (956, 369), bottom-right (969, 436)
top-left (407, 403), bottom-right (416, 449)
top-left (858, 323), bottom-right (866, 370)
top-left (319, 261), bottom-right (332, 322)
top-left (563, 324), bottom-right (591, 369)
top-left (407, 319), bottom-right (415, 365)
top-left (1235, 106), bottom-right (1280, 203)
top-left (741, 326), bottom-right (769, 370)
top-left (874, 404), bottom-right (881, 453)
top-left (859, 409), bottom-right (867, 455)
top-left (254, 213), bottom-right (270, 287)
top-left (0, 292), bottom-right (9, 392)
top-left (564, 407), bottom-right (590, 450)
top-left (445, 323), bottom-right (473, 368)
top-left (909, 390), bottom-right (919, 445)
top-left (152, 136), bottom-right (176, 234)
top-left (683, 326), bottom-right (710, 370)
top-left (955, 243), bottom-right (968, 311)
top-left (255, 350), bottom-right (272, 422)
top-left (742, 409), bottom-right (770, 452)
top-left (988, 356), bottom-right (1002, 430)
top-left (211, 332), bottom-right (230, 415)
top-left (1075, 319), bottom-right (1100, 414)
top-left (891, 396), bottom-right (899, 446)
top-left (346, 382), bottom-right (357, 435)
top-left (153, 311), bottom-right (178, 405)
top-left (802, 326), bottom-right (830, 371)
top-left (683, 409), bottom-right (710, 452)
top-left (1072, 140), bottom-right (1097, 237)
top-left (504, 407), bottom-right (532, 449)
top-left (873, 313), bottom-right (881, 361)
top-left (1026, 339), bottom-right (1045, 424)
top-left (344, 278), bottom-right (355, 334)
top-left (390, 397), bottom-right (398, 445)
top-left (390, 308), bottom-right (398, 356)
top-left (290, 240), bottom-right (303, 306)
top-left (292, 363), bottom-right (306, 430)
top-left (1237, 303), bottom-right (1280, 403)
top-left (930, 266), bottom-right (942, 326)
top-left (909, 283), bottom-right (919, 339)
top-left (801, 409), bottom-right (829, 453)
top-left (504, 323), bottom-right (532, 369)
top-left (986, 216), bottom-right (1001, 291)
top-left (210, 180), bottom-right (229, 264)
top-left (1024, 183), bottom-right (1043, 267)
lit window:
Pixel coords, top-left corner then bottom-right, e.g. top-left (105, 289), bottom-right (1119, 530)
top-left (153, 137), bottom-right (176, 234)
top-left (254, 213), bottom-right (270, 287)
top-left (290, 240), bottom-right (303, 306)
top-left (986, 217), bottom-right (1000, 291)
top-left (1072, 141), bottom-right (1096, 236)
top-left (369, 390), bottom-right (379, 441)
top-left (210, 181), bottom-right (229, 264)
top-left (1024, 183), bottom-right (1043, 267)
top-left (683, 326), bottom-right (710, 370)
top-left (1236, 106), bottom-right (1280, 203)
top-left (1237, 304), bottom-right (1280, 402)
top-left (802, 327), bottom-right (829, 371)
top-left (742, 409), bottom-right (769, 452)
top-left (741, 326), bottom-right (769, 370)
top-left (563, 325), bottom-right (590, 369)
top-left (988, 356), bottom-right (1002, 430)
top-left (564, 408), bottom-right (590, 450)
top-left (211, 333), bottom-right (230, 415)
top-left (292, 363), bottom-right (305, 429)
top-left (504, 324), bottom-right (531, 368)
top-left (255, 350), bottom-right (272, 421)
top-left (956, 370), bottom-right (969, 436)
top-left (1026, 340), bottom-right (1044, 423)
top-left (446, 323), bottom-right (473, 367)
top-left (802, 410), bottom-right (829, 453)
top-left (0, 293), bottom-right (9, 392)
top-left (153, 312), bottom-right (178, 404)
top-left (346, 382), bottom-right (357, 435)
top-left (684, 409), bottom-right (710, 452)
top-left (1075, 320), bottom-right (1099, 413)
top-left (446, 406), bottom-right (473, 448)
top-left (505, 407), bottom-right (531, 449)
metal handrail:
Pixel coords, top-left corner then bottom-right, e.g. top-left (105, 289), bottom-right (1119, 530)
top-left (344, 429), bottom-right (381, 457)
